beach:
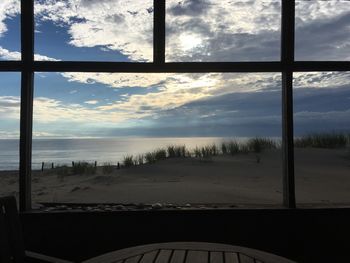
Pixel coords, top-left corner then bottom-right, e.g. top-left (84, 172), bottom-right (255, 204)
top-left (1, 147), bottom-right (349, 207)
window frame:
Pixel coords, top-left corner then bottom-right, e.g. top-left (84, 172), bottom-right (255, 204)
top-left (1, 0), bottom-right (349, 211)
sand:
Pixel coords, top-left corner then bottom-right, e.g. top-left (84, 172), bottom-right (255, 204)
top-left (1, 148), bottom-right (349, 207)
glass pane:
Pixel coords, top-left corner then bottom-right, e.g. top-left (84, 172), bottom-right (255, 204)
top-left (0, 0), bottom-right (20, 60)
top-left (0, 73), bottom-right (20, 202)
top-left (294, 72), bottom-right (350, 206)
top-left (166, 0), bottom-right (281, 62)
top-left (295, 0), bottom-right (350, 61)
top-left (33, 72), bottom-right (282, 209)
top-left (34, 0), bottom-right (153, 62)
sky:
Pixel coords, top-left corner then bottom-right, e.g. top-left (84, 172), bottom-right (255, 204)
top-left (0, 0), bottom-right (349, 139)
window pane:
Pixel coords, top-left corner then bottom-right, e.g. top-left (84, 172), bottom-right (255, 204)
top-left (295, 0), bottom-right (350, 61)
top-left (0, 0), bottom-right (20, 60)
top-left (0, 73), bottom-right (20, 202)
top-left (166, 0), bottom-right (281, 62)
top-left (32, 72), bottom-right (282, 208)
top-left (34, 0), bottom-right (153, 62)
top-left (294, 72), bottom-right (350, 206)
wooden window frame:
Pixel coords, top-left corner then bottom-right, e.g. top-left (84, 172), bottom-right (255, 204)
top-left (0, 0), bottom-right (349, 211)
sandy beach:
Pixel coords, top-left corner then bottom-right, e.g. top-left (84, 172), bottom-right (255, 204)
top-left (1, 148), bottom-right (349, 207)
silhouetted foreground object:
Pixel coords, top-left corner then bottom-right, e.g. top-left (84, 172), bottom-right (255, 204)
top-left (0, 196), bottom-right (73, 263)
top-left (83, 242), bottom-right (296, 263)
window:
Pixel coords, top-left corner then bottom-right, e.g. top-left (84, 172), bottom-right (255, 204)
top-left (0, 0), bottom-right (20, 60)
top-left (0, 73), bottom-right (20, 203)
top-left (295, 0), bottom-right (350, 61)
top-left (166, 0), bottom-right (281, 61)
top-left (34, 0), bottom-right (153, 61)
top-left (0, 0), bottom-right (349, 211)
top-left (32, 72), bottom-right (282, 205)
top-left (294, 72), bottom-right (350, 206)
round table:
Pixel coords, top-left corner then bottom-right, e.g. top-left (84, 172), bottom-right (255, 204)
top-left (83, 242), bottom-right (296, 263)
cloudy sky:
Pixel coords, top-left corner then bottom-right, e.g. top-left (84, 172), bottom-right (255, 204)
top-left (0, 0), bottom-right (349, 138)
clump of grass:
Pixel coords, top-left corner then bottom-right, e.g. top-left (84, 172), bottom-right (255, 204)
top-left (167, 145), bottom-right (176, 158)
top-left (247, 137), bottom-right (277, 153)
top-left (72, 162), bottom-right (96, 175)
top-left (117, 137), bottom-right (281, 167)
top-left (176, 145), bottom-right (187, 157)
top-left (239, 143), bottom-right (250, 153)
top-left (294, 132), bottom-right (349, 148)
top-left (145, 152), bottom-right (156, 164)
top-left (52, 164), bottom-right (70, 176)
top-left (194, 147), bottom-right (202, 158)
top-left (201, 146), bottom-right (211, 157)
top-left (154, 148), bottom-right (167, 161)
top-left (192, 144), bottom-right (219, 158)
top-left (210, 144), bottom-right (219, 156)
top-left (122, 155), bottom-right (134, 168)
top-left (102, 162), bottom-right (114, 174)
top-left (227, 141), bottom-right (240, 155)
top-left (167, 145), bottom-right (187, 158)
top-left (221, 142), bottom-right (227, 155)
top-left (54, 165), bottom-right (70, 181)
top-left (136, 154), bottom-right (144, 165)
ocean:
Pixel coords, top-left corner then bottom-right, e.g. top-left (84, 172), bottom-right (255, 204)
top-left (0, 137), bottom-right (238, 171)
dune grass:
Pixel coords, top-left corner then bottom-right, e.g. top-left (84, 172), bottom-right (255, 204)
top-left (72, 162), bottom-right (97, 175)
top-left (47, 133), bottom-right (349, 172)
top-left (102, 162), bottom-right (114, 174)
top-left (123, 155), bottom-right (134, 168)
top-left (247, 137), bottom-right (278, 153)
top-left (294, 132), bottom-right (349, 148)
top-left (120, 138), bottom-right (280, 168)
top-left (119, 133), bottom-right (349, 169)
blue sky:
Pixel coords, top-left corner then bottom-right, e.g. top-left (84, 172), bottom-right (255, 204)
top-left (0, 0), bottom-right (350, 138)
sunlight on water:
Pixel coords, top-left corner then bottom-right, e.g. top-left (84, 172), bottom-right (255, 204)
top-left (0, 137), bottom-right (270, 170)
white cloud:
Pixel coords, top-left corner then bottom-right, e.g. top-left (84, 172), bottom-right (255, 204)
top-left (295, 1), bottom-right (350, 26)
top-left (0, 96), bottom-right (20, 119)
top-left (0, 130), bottom-right (19, 139)
top-left (0, 47), bottom-right (59, 61)
top-left (35, 0), bottom-right (153, 61)
top-left (84, 100), bottom-right (99, 105)
top-left (0, 47), bottom-right (20, 60)
top-left (32, 0), bottom-right (282, 61)
top-left (61, 72), bottom-right (166, 88)
top-left (166, 0), bottom-right (282, 61)
top-left (0, 0), bottom-right (19, 37)
top-left (33, 97), bottom-right (135, 125)
top-left (95, 73), bottom-right (281, 117)
top-left (2, 0), bottom-right (349, 63)
top-left (294, 72), bottom-right (350, 89)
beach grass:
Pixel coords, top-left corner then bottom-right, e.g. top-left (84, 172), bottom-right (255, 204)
top-left (247, 137), bottom-right (277, 153)
top-left (119, 138), bottom-right (280, 168)
top-left (72, 161), bottom-right (97, 175)
top-left (123, 155), bottom-right (134, 168)
top-left (294, 132), bottom-right (349, 148)
top-left (44, 133), bottom-right (350, 172)
top-left (102, 162), bottom-right (114, 174)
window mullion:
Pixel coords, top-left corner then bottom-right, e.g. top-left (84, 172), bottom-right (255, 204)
top-left (19, 0), bottom-right (34, 212)
top-left (281, 0), bottom-right (296, 208)
top-left (153, 0), bottom-right (166, 64)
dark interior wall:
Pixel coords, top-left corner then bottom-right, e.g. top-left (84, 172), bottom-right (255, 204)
top-left (20, 208), bottom-right (350, 263)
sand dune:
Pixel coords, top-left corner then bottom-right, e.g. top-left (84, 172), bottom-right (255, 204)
top-left (1, 148), bottom-right (349, 207)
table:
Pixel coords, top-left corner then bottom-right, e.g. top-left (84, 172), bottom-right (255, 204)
top-left (83, 242), bottom-right (296, 263)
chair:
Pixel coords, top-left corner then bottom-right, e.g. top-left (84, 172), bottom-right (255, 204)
top-left (0, 196), bottom-right (73, 263)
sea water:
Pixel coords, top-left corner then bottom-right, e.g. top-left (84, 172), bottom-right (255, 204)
top-left (0, 137), bottom-right (250, 171)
